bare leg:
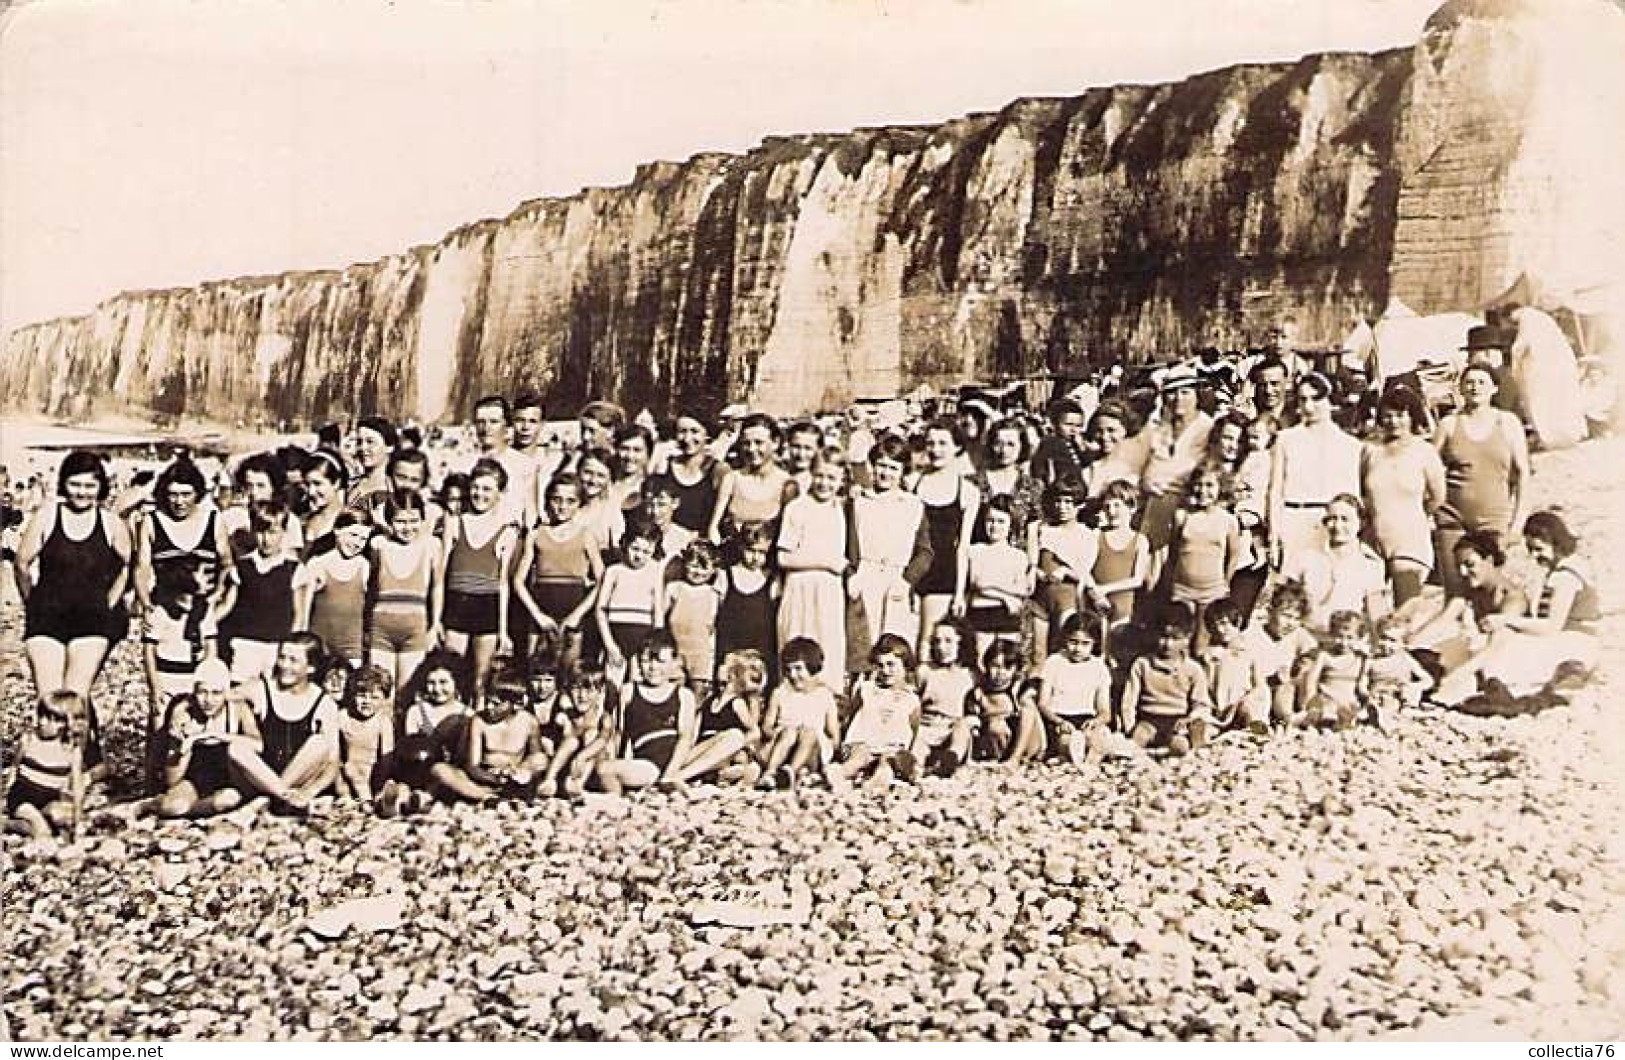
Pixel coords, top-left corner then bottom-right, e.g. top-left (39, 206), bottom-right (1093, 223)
top-left (281, 740), bottom-right (340, 800)
top-left (156, 781), bottom-right (202, 819)
top-left (594, 757), bottom-right (661, 794)
top-left (22, 636), bottom-right (68, 701)
top-left (673, 731), bottom-right (746, 783)
top-left (427, 762), bottom-right (498, 802)
top-left (225, 744), bottom-right (305, 803)
top-left (467, 634), bottom-right (498, 705)
top-left (6, 806), bottom-right (52, 839)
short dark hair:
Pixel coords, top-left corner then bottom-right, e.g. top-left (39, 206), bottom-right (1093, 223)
top-left (780, 636), bottom-right (825, 674)
top-left (355, 416), bottom-right (398, 449)
top-left (57, 450), bottom-right (111, 501)
top-left (473, 395), bottom-right (512, 422)
top-left (1523, 510), bottom-right (1578, 559)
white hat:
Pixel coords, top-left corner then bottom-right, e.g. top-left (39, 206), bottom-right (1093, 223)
top-left (194, 659), bottom-right (232, 692)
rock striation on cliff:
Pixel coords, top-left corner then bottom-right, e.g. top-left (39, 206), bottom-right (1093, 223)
top-left (4, 0), bottom-right (1620, 424)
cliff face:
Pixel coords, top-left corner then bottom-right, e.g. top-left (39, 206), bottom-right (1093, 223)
top-left (5, 0), bottom-right (1620, 424)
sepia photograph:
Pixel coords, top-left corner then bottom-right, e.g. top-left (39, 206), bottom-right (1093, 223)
top-left (1, 0), bottom-right (1622, 1042)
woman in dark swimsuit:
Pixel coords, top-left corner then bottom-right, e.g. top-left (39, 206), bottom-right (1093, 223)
top-left (227, 633), bottom-right (341, 812)
top-left (15, 451), bottom-right (132, 764)
top-left (912, 419), bottom-right (981, 654)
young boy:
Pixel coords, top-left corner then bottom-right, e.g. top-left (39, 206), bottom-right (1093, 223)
top-left (430, 675), bottom-right (549, 802)
top-left (1120, 604), bottom-right (1214, 756)
top-left (3, 691), bottom-right (89, 840)
top-left (1240, 581), bottom-right (1319, 727)
top-left (1201, 598), bottom-right (1267, 732)
top-left (336, 665), bottom-right (401, 809)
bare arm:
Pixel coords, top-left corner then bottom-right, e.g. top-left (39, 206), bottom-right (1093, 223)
top-left (11, 504), bottom-right (49, 603)
top-left (1504, 412), bottom-right (1532, 536)
top-left (706, 472), bottom-right (736, 544)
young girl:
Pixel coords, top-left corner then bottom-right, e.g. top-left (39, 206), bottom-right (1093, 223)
top-left (830, 634), bottom-right (922, 789)
top-left (1164, 465), bottom-right (1240, 652)
top-left (643, 477), bottom-right (696, 573)
top-left (1028, 476), bottom-right (1097, 656)
top-left (430, 674), bottom-right (548, 802)
top-left (297, 511), bottom-right (372, 667)
top-left (776, 451), bottom-right (849, 693)
top-left (911, 620), bottom-right (978, 777)
top-left (595, 632), bottom-right (745, 793)
top-left (367, 491), bottom-right (443, 696)
top-left (1201, 598), bottom-right (1266, 731)
top-left (848, 433), bottom-right (932, 656)
top-left (970, 640), bottom-right (1022, 761)
top-left (3, 691), bottom-right (88, 839)
top-left (965, 497), bottom-right (1035, 659)
top-left (1088, 479), bottom-right (1153, 639)
top-left (218, 501), bottom-right (300, 684)
top-left (1298, 610), bottom-right (1369, 729)
top-left (143, 555), bottom-right (220, 792)
top-left (513, 473), bottom-right (603, 670)
top-left (714, 522), bottom-right (779, 684)
top-left (757, 638), bottom-right (841, 789)
top-left (1033, 613), bottom-right (1113, 765)
top-left (441, 459), bottom-right (518, 704)
top-left (594, 516), bottom-right (667, 680)
top-left (156, 660), bottom-right (259, 819)
top-left (396, 651), bottom-right (471, 796)
top-left (701, 650), bottom-right (769, 788)
top-left (665, 540), bottom-right (724, 696)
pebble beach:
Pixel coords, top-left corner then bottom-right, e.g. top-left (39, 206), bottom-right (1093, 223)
top-left (2, 438), bottom-right (1622, 1041)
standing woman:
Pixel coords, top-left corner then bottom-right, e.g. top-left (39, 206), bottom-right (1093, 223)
top-left (1082, 400), bottom-right (1149, 499)
top-left (656, 415), bottom-right (726, 536)
top-left (298, 448), bottom-right (351, 559)
top-left (707, 414), bottom-right (795, 542)
top-left (847, 435), bottom-right (933, 666)
top-left (135, 457), bottom-right (232, 611)
top-left (1268, 372), bottom-right (1362, 575)
top-left (1360, 387), bottom-right (1446, 605)
top-left (776, 451), bottom-right (851, 692)
top-left (441, 459), bottom-right (519, 703)
top-left (912, 418), bottom-right (981, 652)
top-left (223, 452), bottom-right (303, 557)
top-left (15, 451), bottom-right (131, 759)
top-left (970, 419), bottom-right (1043, 538)
top-left (1432, 364), bottom-right (1530, 594)
top-left (1138, 369), bottom-right (1214, 553)
top-left (574, 448), bottom-right (625, 556)
top-left (609, 424), bottom-right (655, 515)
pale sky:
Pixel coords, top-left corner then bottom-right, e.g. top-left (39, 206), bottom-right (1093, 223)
top-left (0, 0), bottom-right (1443, 337)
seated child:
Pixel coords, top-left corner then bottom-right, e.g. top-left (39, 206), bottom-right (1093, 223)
top-left (1034, 613), bottom-right (1113, 765)
top-left (156, 659), bottom-right (260, 819)
top-left (555, 667), bottom-right (615, 797)
top-left (1360, 615), bottom-right (1434, 723)
top-left (1201, 598), bottom-right (1267, 731)
top-left (1239, 581), bottom-right (1319, 726)
top-left (3, 691), bottom-right (88, 840)
top-left (1297, 610), bottom-right (1368, 730)
top-left (1120, 604), bottom-right (1214, 755)
top-left (965, 497), bottom-right (1034, 658)
top-left (910, 620), bottom-right (978, 776)
top-left (829, 634), bottom-right (922, 789)
top-left (758, 638), bottom-right (841, 789)
top-left (430, 674), bottom-right (548, 802)
top-left (595, 632), bottom-right (746, 793)
top-left (971, 640), bottom-right (1023, 761)
top-left (336, 665), bottom-right (402, 810)
top-left (699, 650), bottom-right (769, 787)
top-left (397, 651), bottom-right (472, 784)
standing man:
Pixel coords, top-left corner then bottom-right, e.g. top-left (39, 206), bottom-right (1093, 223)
top-left (463, 395), bottom-right (536, 528)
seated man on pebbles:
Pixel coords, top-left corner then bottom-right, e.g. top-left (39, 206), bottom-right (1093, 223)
top-left (594, 631), bottom-right (747, 794)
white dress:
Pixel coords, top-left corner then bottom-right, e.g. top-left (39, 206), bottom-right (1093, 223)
top-left (849, 490), bottom-right (924, 647)
top-left (776, 495), bottom-right (848, 690)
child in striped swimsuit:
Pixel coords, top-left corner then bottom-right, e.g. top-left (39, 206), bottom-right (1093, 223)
top-left (367, 491), bottom-right (442, 695)
top-left (3, 691), bottom-right (88, 840)
top-left (594, 516), bottom-right (666, 682)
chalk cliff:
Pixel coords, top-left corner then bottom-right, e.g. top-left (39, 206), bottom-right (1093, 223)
top-left (4, 0), bottom-right (1620, 424)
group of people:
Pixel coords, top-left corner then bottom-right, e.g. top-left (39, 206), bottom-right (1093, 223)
top-left (2, 330), bottom-right (1605, 837)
